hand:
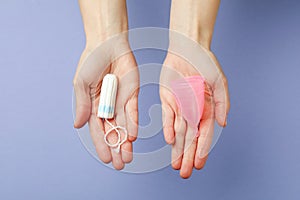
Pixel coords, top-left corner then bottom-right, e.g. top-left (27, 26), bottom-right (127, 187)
top-left (162, 0), bottom-right (229, 179)
top-left (160, 52), bottom-right (230, 178)
top-left (73, 0), bottom-right (139, 170)
top-left (73, 40), bottom-right (139, 170)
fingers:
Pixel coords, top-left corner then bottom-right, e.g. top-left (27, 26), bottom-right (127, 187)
top-left (162, 104), bottom-right (175, 145)
top-left (196, 117), bottom-right (215, 159)
top-left (171, 115), bottom-right (186, 170)
top-left (194, 88), bottom-right (215, 168)
top-left (88, 115), bottom-right (112, 163)
top-left (125, 93), bottom-right (139, 142)
top-left (104, 119), bottom-right (125, 170)
top-left (180, 124), bottom-right (198, 179)
top-left (115, 108), bottom-right (133, 163)
top-left (73, 78), bottom-right (91, 128)
top-left (194, 117), bottom-right (214, 172)
top-left (194, 155), bottom-right (208, 170)
top-left (120, 141), bottom-right (133, 163)
top-left (206, 51), bottom-right (230, 127)
top-left (213, 75), bottom-right (230, 127)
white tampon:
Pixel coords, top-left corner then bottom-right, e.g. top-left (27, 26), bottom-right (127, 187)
top-left (98, 74), bottom-right (117, 119)
top-left (97, 74), bottom-right (127, 153)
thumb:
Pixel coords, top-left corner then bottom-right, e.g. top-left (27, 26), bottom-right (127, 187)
top-left (213, 75), bottom-right (230, 127)
top-left (73, 78), bottom-right (91, 128)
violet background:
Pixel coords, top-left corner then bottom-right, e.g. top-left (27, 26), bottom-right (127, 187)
top-left (0, 0), bottom-right (299, 199)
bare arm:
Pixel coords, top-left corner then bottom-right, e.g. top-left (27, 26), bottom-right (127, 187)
top-left (161, 0), bottom-right (230, 178)
top-left (74, 0), bottom-right (139, 170)
top-left (78, 0), bottom-right (129, 49)
top-left (170, 0), bottom-right (220, 50)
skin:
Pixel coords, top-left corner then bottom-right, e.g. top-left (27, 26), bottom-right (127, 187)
top-left (74, 0), bottom-right (139, 170)
top-left (73, 0), bottom-right (230, 178)
top-left (160, 0), bottom-right (230, 178)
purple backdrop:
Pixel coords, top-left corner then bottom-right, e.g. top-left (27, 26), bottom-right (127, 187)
top-left (0, 0), bottom-right (299, 199)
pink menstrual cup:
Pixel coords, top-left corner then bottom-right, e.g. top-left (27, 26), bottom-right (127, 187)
top-left (171, 76), bottom-right (205, 136)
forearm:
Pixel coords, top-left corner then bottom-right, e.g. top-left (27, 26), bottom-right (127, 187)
top-left (78, 0), bottom-right (128, 47)
top-left (170, 0), bottom-right (220, 50)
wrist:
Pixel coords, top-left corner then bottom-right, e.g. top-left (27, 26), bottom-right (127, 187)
top-left (85, 25), bottom-right (128, 50)
top-left (79, 0), bottom-right (129, 48)
top-left (84, 33), bottom-right (130, 58)
top-left (170, 21), bottom-right (212, 51)
top-left (85, 20), bottom-right (128, 47)
top-left (169, 0), bottom-right (216, 50)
